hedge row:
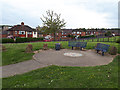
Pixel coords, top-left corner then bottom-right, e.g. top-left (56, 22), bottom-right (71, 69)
top-left (79, 35), bottom-right (95, 38)
top-left (2, 38), bottom-right (14, 43)
top-left (2, 37), bottom-right (44, 43)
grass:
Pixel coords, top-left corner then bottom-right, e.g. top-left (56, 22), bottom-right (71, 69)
top-left (2, 55), bottom-right (119, 88)
top-left (77, 36), bottom-right (120, 42)
top-left (2, 36), bottom-right (120, 66)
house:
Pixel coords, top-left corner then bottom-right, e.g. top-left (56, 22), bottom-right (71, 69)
top-left (3, 22), bottom-right (38, 38)
top-left (42, 28), bottom-right (100, 40)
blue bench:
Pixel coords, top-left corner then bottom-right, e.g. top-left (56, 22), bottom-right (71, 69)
top-left (68, 41), bottom-right (87, 50)
top-left (95, 43), bottom-right (110, 56)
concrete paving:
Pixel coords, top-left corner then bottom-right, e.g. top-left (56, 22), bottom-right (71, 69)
top-left (33, 49), bottom-right (114, 67)
top-left (1, 49), bottom-right (114, 78)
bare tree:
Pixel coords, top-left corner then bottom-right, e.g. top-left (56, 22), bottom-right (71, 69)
top-left (40, 10), bottom-right (66, 40)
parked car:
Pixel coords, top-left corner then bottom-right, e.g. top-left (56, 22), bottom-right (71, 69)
top-left (43, 39), bottom-right (52, 42)
top-left (7, 35), bottom-right (14, 39)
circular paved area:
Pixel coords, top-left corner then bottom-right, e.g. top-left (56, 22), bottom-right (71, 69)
top-left (33, 49), bottom-right (114, 67)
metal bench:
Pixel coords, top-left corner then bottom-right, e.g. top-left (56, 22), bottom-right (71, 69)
top-left (95, 43), bottom-right (110, 56)
top-left (68, 41), bottom-right (87, 50)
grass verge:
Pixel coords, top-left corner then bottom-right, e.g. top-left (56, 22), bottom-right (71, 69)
top-left (2, 55), bottom-right (119, 88)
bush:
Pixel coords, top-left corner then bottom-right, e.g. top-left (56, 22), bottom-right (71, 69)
top-left (67, 35), bottom-right (75, 39)
top-left (2, 37), bottom-right (44, 43)
top-left (16, 37), bottom-right (44, 43)
top-left (116, 38), bottom-right (120, 43)
top-left (78, 35), bottom-right (95, 39)
top-left (2, 38), bottom-right (14, 43)
top-left (105, 31), bottom-right (112, 36)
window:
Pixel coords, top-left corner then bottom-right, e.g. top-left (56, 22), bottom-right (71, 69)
top-left (34, 32), bottom-right (36, 34)
top-left (77, 32), bottom-right (79, 34)
top-left (73, 32), bottom-right (76, 34)
top-left (62, 32), bottom-right (64, 35)
top-left (80, 32), bottom-right (81, 34)
top-left (28, 32), bottom-right (32, 34)
top-left (19, 31), bottom-right (25, 34)
top-left (15, 31), bottom-right (17, 34)
top-left (8, 31), bottom-right (10, 34)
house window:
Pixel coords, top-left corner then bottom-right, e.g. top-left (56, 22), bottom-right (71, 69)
top-left (77, 32), bottom-right (79, 34)
top-left (34, 32), bottom-right (36, 34)
top-left (62, 32), bottom-right (64, 35)
top-left (8, 31), bottom-right (10, 34)
top-left (80, 32), bottom-right (81, 34)
top-left (19, 31), bottom-right (25, 34)
top-left (28, 32), bottom-right (32, 34)
top-left (15, 31), bottom-right (17, 34)
top-left (73, 32), bottom-right (76, 34)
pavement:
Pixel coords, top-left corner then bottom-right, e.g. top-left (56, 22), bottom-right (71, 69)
top-left (1, 49), bottom-right (114, 78)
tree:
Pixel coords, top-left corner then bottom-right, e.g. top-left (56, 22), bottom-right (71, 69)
top-left (40, 10), bottom-right (66, 40)
top-left (105, 31), bottom-right (112, 36)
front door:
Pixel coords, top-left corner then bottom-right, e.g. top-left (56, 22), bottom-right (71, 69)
top-left (27, 32), bottom-right (32, 37)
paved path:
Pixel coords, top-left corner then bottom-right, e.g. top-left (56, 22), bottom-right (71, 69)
top-left (1, 60), bottom-right (48, 78)
top-left (1, 49), bottom-right (114, 78)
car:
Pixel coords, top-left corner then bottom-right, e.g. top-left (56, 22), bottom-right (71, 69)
top-left (43, 39), bottom-right (52, 42)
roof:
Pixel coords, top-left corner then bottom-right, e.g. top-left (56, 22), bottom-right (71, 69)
top-left (7, 25), bottom-right (36, 32)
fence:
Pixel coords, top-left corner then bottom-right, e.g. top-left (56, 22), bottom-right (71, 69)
top-left (72, 36), bottom-right (119, 42)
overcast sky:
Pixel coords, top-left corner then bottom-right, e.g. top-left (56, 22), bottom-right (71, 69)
top-left (1, 0), bottom-right (118, 29)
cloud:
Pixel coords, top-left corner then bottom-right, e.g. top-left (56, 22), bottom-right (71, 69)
top-left (1, 0), bottom-right (118, 28)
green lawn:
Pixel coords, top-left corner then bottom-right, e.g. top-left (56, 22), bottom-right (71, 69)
top-left (2, 55), bottom-right (119, 88)
top-left (77, 36), bottom-right (120, 42)
top-left (2, 38), bottom-right (120, 66)
top-left (2, 36), bottom-right (120, 88)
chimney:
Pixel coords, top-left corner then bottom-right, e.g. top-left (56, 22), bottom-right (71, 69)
top-left (21, 22), bottom-right (24, 25)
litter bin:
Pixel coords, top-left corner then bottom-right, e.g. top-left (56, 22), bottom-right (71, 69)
top-left (55, 43), bottom-right (60, 50)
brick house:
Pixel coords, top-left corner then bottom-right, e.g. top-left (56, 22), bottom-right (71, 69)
top-left (3, 22), bottom-right (38, 38)
top-left (42, 29), bottom-right (99, 40)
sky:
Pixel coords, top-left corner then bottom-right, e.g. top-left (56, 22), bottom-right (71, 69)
top-left (0, 0), bottom-right (119, 29)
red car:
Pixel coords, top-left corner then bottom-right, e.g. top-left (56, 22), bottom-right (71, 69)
top-left (43, 39), bottom-right (52, 42)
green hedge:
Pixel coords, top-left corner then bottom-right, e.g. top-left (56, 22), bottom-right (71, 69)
top-left (16, 37), bottom-right (44, 43)
top-left (116, 38), bottom-right (120, 43)
top-left (2, 37), bottom-right (44, 43)
top-left (79, 35), bottom-right (95, 38)
top-left (2, 38), bottom-right (14, 43)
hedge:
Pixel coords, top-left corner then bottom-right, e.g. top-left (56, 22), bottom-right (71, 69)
top-left (2, 37), bottom-right (44, 43)
top-left (78, 35), bottom-right (95, 38)
top-left (2, 38), bottom-right (14, 43)
top-left (116, 38), bottom-right (120, 43)
top-left (16, 37), bottom-right (44, 43)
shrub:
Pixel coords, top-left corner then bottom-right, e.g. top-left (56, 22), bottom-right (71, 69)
top-left (2, 38), bottom-right (14, 43)
top-left (116, 38), bottom-right (120, 43)
top-left (16, 37), bottom-right (44, 43)
top-left (78, 35), bottom-right (95, 38)
top-left (105, 31), bottom-right (112, 36)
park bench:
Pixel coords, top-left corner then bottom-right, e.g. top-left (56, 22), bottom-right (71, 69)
top-left (95, 43), bottom-right (110, 56)
top-left (68, 41), bottom-right (87, 50)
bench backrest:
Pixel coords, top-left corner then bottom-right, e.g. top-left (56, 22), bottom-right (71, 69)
top-left (96, 43), bottom-right (110, 52)
top-left (68, 41), bottom-right (87, 48)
